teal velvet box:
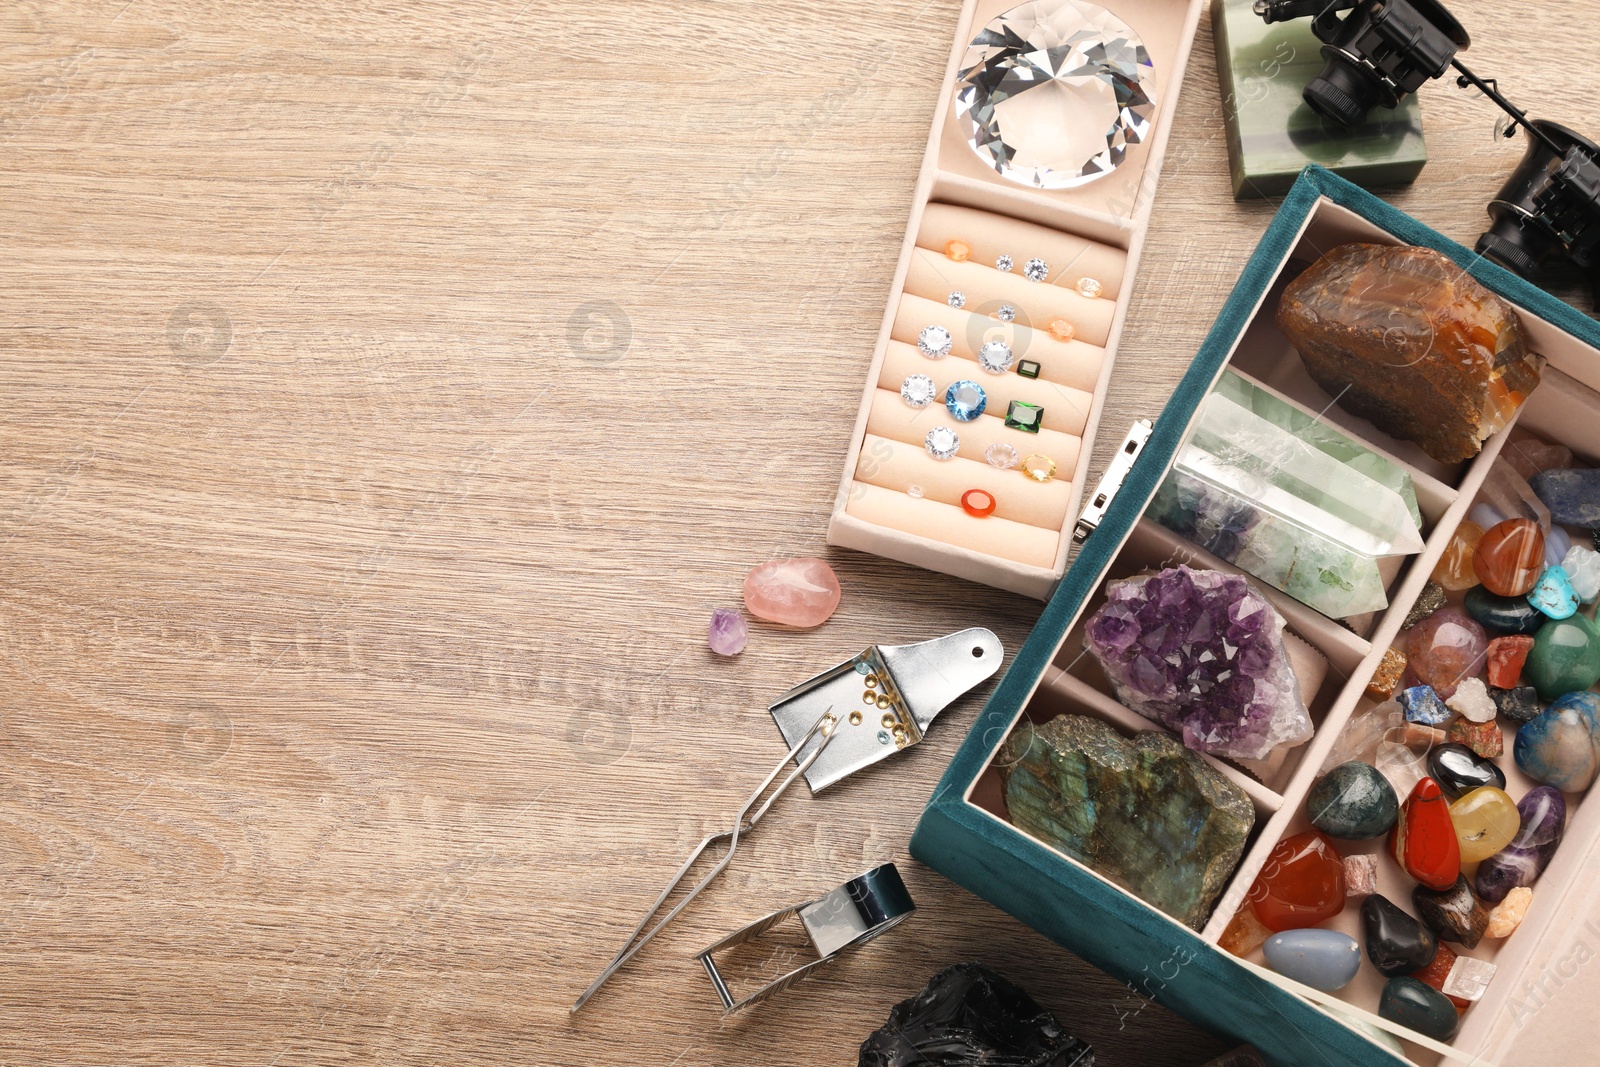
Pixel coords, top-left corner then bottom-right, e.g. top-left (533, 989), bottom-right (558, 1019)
top-left (911, 166), bottom-right (1600, 1066)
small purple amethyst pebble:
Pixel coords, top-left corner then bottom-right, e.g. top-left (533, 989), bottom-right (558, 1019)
top-left (708, 607), bottom-right (749, 656)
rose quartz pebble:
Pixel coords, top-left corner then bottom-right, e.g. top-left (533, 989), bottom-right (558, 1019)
top-left (743, 557), bottom-right (842, 627)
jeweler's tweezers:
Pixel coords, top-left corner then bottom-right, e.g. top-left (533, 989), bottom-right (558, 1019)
top-left (569, 708), bottom-right (840, 1013)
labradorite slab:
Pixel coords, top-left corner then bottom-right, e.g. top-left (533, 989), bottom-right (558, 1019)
top-left (1000, 714), bottom-right (1255, 930)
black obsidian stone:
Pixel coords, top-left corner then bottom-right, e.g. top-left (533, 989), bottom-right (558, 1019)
top-left (858, 962), bottom-right (1094, 1067)
top-left (1361, 894), bottom-right (1437, 977)
top-left (1463, 586), bottom-right (1546, 635)
top-left (1490, 684), bottom-right (1542, 724)
top-left (1426, 742), bottom-right (1508, 799)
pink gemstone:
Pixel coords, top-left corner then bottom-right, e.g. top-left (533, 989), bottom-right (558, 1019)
top-left (707, 607), bottom-right (748, 656)
top-left (743, 557), bottom-right (841, 628)
top-left (1406, 607), bottom-right (1488, 699)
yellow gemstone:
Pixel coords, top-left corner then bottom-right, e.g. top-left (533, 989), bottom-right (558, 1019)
top-left (1449, 786), bottom-right (1521, 863)
top-left (1432, 520), bottom-right (1484, 591)
top-left (1021, 454), bottom-right (1056, 483)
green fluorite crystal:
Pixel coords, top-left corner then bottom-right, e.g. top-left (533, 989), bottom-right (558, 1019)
top-left (1000, 714), bottom-right (1255, 930)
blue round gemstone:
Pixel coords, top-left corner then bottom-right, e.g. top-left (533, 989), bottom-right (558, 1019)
top-left (945, 379), bottom-right (987, 421)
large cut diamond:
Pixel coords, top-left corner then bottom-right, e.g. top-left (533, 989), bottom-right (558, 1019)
top-left (956, 0), bottom-right (1157, 190)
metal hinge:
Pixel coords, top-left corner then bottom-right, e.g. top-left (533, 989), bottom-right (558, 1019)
top-left (1073, 419), bottom-right (1153, 545)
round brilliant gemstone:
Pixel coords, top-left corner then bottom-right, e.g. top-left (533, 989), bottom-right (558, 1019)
top-left (918, 324), bottom-right (953, 358)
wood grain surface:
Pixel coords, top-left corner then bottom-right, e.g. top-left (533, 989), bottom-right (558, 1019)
top-left (2, 1), bottom-right (1597, 1065)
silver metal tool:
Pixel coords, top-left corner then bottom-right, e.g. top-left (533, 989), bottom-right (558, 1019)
top-left (570, 628), bottom-right (1002, 1013)
top-left (695, 863), bottom-right (916, 1013)
top-left (1074, 418), bottom-right (1153, 544)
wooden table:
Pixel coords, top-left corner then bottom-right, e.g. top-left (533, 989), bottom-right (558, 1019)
top-left (2, 2), bottom-right (1595, 1064)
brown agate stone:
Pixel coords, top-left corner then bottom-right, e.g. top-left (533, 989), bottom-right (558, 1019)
top-left (1276, 244), bottom-right (1541, 463)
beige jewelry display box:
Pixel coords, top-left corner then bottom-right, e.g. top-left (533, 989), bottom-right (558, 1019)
top-left (827, 0), bottom-right (1208, 600)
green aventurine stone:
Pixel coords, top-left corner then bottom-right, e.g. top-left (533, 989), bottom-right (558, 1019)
top-left (1005, 400), bottom-right (1043, 433)
top-left (1526, 615), bottom-right (1600, 700)
top-left (1000, 714), bottom-right (1255, 930)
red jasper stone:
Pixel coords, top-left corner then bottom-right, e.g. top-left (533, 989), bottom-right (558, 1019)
top-left (1411, 943), bottom-right (1470, 1010)
top-left (1485, 635), bottom-right (1535, 688)
top-left (1390, 778), bottom-right (1462, 891)
top-left (1248, 829), bottom-right (1347, 932)
top-left (1472, 518), bottom-right (1545, 597)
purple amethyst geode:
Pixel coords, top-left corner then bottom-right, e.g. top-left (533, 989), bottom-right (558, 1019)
top-left (1084, 565), bottom-right (1313, 760)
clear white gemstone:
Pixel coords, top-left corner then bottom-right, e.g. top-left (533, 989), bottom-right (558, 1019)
top-left (986, 443), bottom-right (1020, 469)
top-left (917, 324), bottom-right (953, 358)
top-left (925, 426), bottom-right (959, 460)
top-left (1076, 276), bottom-right (1103, 299)
top-left (995, 254), bottom-right (1013, 272)
top-left (947, 290), bottom-right (966, 309)
top-left (1024, 258), bottom-right (1048, 282)
top-left (956, 0), bottom-right (1157, 190)
top-left (907, 484), bottom-right (924, 499)
top-left (900, 373), bottom-right (937, 407)
top-left (977, 340), bottom-right (1014, 373)
top-left (997, 304), bottom-right (1016, 322)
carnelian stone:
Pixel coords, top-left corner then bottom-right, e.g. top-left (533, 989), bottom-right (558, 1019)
top-left (1390, 777), bottom-right (1462, 891)
top-left (1432, 521), bottom-right (1483, 591)
top-left (1485, 635), bottom-right (1535, 688)
top-left (1472, 519), bottom-right (1545, 597)
top-left (1411, 943), bottom-right (1470, 1010)
top-left (1248, 829), bottom-right (1347, 932)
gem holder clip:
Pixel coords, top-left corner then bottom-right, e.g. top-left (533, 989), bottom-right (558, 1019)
top-left (1073, 418), bottom-right (1153, 544)
top-left (695, 863), bottom-right (916, 1013)
top-left (571, 628), bottom-right (1001, 1012)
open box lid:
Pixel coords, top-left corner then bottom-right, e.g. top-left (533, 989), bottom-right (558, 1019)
top-left (913, 165), bottom-right (1600, 1067)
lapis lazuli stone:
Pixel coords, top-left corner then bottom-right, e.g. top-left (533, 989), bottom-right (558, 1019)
top-left (1531, 468), bottom-right (1600, 527)
top-left (1527, 565), bottom-right (1578, 619)
top-left (1264, 929), bottom-right (1363, 991)
top-left (1514, 691), bottom-right (1600, 792)
top-left (1399, 685), bottom-right (1451, 725)
top-left (945, 380), bottom-right (987, 421)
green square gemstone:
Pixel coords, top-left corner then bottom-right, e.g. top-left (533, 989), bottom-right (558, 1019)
top-left (1016, 360), bottom-right (1042, 379)
top-left (1005, 400), bottom-right (1043, 434)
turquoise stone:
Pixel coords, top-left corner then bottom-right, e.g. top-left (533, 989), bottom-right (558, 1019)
top-left (1004, 400), bottom-right (1043, 433)
top-left (945, 380), bottom-right (987, 422)
top-left (1307, 761), bottom-right (1398, 838)
top-left (999, 714), bottom-right (1255, 930)
top-left (1399, 685), bottom-right (1451, 725)
top-left (1525, 615), bottom-right (1600, 699)
top-left (1527, 564), bottom-right (1578, 619)
top-left (1263, 929), bottom-right (1363, 992)
top-left (1463, 586), bottom-right (1546, 635)
top-left (1379, 976), bottom-right (1460, 1041)
top-left (1514, 691), bottom-right (1600, 791)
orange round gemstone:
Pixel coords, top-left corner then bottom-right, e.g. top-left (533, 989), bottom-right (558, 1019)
top-left (1047, 318), bottom-right (1075, 342)
top-left (1431, 520), bottom-right (1483, 591)
top-left (1472, 518), bottom-right (1545, 597)
top-left (961, 488), bottom-right (996, 517)
top-left (945, 239), bottom-right (971, 262)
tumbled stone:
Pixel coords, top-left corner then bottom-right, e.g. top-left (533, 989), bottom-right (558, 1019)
top-left (1275, 243), bottom-right (1541, 464)
top-left (1449, 786), bottom-right (1521, 863)
top-left (1562, 543), bottom-right (1600, 602)
top-left (1390, 778), bottom-right (1460, 890)
top-left (1411, 943), bottom-right (1469, 1010)
top-left (1414, 875), bottom-right (1490, 948)
top-left (1476, 786), bottom-right (1566, 903)
top-left (1514, 691), bottom-right (1600, 791)
top-left (858, 961), bottom-right (1094, 1067)
top-left (1380, 976), bottom-right (1461, 1041)
top-left (1463, 586), bottom-right (1546, 635)
top-left (1344, 853), bottom-right (1379, 897)
top-left (1447, 717), bottom-right (1503, 758)
top-left (1399, 685), bottom-right (1452, 725)
top-left (1525, 615), bottom-right (1600, 699)
top-left (1441, 952), bottom-right (1498, 1004)
top-left (1403, 583), bottom-right (1448, 630)
top-left (1503, 434), bottom-right (1573, 479)
top-left (1527, 564), bottom-right (1578, 619)
top-left (1479, 456), bottom-right (1551, 530)
top-left (1219, 905), bottom-right (1273, 957)
top-left (1307, 762), bottom-right (1398, 839)
top-left (1407, 608), bottom-right (1488, 698)
top-left (1474, 519), bottom-right (1546, 597)
top-left (1485, 886), bottom-right (1532, 939)
top-left (742, 557), bottom-right (841, 627)
top-left (1000, 714), bottom-right (1254, 930)
top-left (1264, 929), bottom-right (1362, 991)
top-left (1545, 524), bottom-right (1572, 568)
top-left (1432, 521), bottom-right (1482, 591)
top-left (1082, 566), bottom-right (1312, 760)
top-left (1531, 468), bottom-right (1600, 527)
top-left (1469, 502), bottom-right (1506, 531)
top-left (1247, 829), bottom-right (1346, 932)
top-left (1445, 677), bottom-right (1496, 722)
top-left (1486, 635), bottom-right (1534, 687)
top-left (1426, 742), bottom-right (1506, 799)
top-left (1489, 684), bottom-right (1541, 724)
top-left (1362, 894), bottom-right (1438, 976)
top-left (1367, 648), bottom-right (1407, 699)
top-left (707, 607), bottom-right (748, 656)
